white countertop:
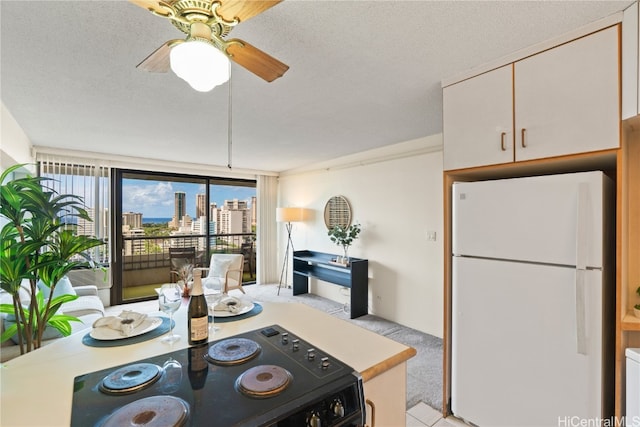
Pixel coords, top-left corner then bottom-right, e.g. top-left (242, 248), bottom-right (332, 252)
top-left (0, 301), bottom-right (415, 427)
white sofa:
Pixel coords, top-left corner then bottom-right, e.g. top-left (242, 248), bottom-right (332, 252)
top-left (0, 283), bottom-right (105, 362)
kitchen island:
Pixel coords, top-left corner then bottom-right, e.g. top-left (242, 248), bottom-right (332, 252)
top-left (0, 301), bottom-right (416, 426)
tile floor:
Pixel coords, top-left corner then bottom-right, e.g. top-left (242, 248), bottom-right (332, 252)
top-left (406, 402), bottom-right (469, 427)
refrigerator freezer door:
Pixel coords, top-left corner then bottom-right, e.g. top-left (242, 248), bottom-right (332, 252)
top-left (452, 171), bottom-right (605, 268)
top-left (451, 257), bottom-right (603, 426)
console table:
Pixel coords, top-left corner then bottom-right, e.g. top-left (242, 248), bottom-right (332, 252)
top-left (292, 250), bottom-right (368, 319)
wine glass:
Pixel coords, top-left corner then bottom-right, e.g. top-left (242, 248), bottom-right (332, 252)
top-left (206, 294), bottom-right (220, 333)
top-left (158, 283), bottom-right (182, 344)
top-left (160, 357), bottom-right (182, 394)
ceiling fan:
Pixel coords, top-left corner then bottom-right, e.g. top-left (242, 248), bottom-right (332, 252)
top-left (130, 0), bottom-right (289, 91)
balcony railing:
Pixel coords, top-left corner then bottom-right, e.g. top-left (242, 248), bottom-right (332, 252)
top-left (121, 233), bottom-right (256, 296)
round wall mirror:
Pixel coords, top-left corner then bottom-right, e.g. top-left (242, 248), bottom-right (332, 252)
top-left (324, 196), bottom-right (352, 229)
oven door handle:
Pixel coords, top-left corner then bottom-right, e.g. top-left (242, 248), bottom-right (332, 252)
top-left (365, 399), bottom-right (376, 427)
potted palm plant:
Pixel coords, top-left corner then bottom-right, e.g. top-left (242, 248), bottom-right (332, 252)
top-left (327, 223), bottom-right (361, 265)
top-left (0, 164), bottom-right (104, 355)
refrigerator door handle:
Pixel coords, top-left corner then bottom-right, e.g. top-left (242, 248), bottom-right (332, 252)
top-left (575, 182), bottom-right (589, 355)
top-left (575, 183), bottom-right (589, 270)
top-left (575, 269), bottom-right (587, 355)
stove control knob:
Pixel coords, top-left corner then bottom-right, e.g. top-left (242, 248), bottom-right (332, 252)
top-left (306, 411), bottom-right (322, 427)
top-left (331, 399), bottom-right (345, 418)
top-left (321, 357), bottom-right (330, 370)
top-left (292, 339), bottom-right (300, 351)
top-left (281, 333), bottom-right (289, 345)
top-left (307, 348), bottom-right (316, 361)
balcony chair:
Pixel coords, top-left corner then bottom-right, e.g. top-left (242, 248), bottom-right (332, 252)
top-left (241, 242), bottom-right (255, 279)
top-left (168, 247), bottom-right (196, 283)
top-left (201, 253), bottom-right (245, 295)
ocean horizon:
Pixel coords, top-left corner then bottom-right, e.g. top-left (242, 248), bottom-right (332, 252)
top-left (143, 217), bottom-right (172, 224)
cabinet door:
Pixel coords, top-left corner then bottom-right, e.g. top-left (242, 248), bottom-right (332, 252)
top-left (443, 64), bottom-right (513, 170)
top-left (514, 26), bottom-right (619, 161)
top-left (363, 364), bottom-right (408, 426)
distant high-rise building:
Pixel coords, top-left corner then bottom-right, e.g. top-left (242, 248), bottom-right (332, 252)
top-left (179, 214), bottom-right (193, 229)
top-left (196, 194), bottom-right (206, 219)
top-left (251, 196), bottom-right (257, 228)
top-left (78, 208), bottom-right (109, 238)
top-left (192, 216), bottom-right (208, 251)
top-left (212, 199), bottom-right (251, 244)
top-left (175, 192), bottom-right (186, 221)
top-left (224, 199), bottom-right (247, 210)
top-left (77, 208), bottom-right (95, 236)
top-left (169, 191), bottom-right (187, 228)
top-left (122, 212), bottom-right (143, 229)
top-left (122, 226), bottom-right (145, 255)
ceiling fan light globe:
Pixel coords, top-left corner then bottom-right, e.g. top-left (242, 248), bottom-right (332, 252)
top-left (170, 40), bottom-right (230, 92)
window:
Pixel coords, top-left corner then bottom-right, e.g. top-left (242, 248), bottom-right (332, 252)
top-left (114, 170), bottom-right (256, 303)
top-left (38, 157), bottom-right (110, 264)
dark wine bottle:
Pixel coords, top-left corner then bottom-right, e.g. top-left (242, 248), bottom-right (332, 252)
top-left (188, 268), bottom-right (208, 345)
top-left (188, 344), bottom-right (209, 390)
top-left (188, 344), bottom-right (209, 416)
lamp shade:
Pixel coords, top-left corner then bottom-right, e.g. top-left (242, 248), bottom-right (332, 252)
top-left (170, 40), bottom-right (230, 92)
top-left (276, 207), bottom-right (307, 223)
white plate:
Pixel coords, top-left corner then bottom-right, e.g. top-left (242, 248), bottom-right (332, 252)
top-left (90, 317), bottom-right (163, 340)
top-left (214, 300), bottom-right (255, 318)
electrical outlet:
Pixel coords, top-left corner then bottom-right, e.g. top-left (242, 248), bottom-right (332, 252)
top-left (427, 231), bottom-right (437, 241)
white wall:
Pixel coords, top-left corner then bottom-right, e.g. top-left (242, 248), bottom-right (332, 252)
top-left (278, 135), bottom-right (444, 338)
top-left (1, 102), bottom-right (34, 172)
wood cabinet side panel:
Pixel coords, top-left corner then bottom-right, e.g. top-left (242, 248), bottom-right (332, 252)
top-left (622, 2), bottom-right (639, 119)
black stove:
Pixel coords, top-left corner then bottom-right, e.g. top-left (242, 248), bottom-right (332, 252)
top-left (71, 324), bottom-right (365, 426)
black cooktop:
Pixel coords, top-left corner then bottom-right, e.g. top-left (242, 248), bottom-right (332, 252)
top-left (70, 324), bottom-right (364, 426)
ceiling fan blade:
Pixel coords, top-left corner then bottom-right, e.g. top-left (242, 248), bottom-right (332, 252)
top-left (226, 39), bottom-right (289, 82)
top-left (216, 0), bottom-right (283, 23)
top-left (128, 0), bottom-right (173, 17)
top-left (137, 40), bottom-right (182, 73)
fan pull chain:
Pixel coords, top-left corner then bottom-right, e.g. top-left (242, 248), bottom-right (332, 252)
top-left (227, 62), bottom-right (233, 170)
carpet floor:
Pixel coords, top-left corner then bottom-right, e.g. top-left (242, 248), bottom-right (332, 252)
top-left (243, 283), bottom-right (444, 411)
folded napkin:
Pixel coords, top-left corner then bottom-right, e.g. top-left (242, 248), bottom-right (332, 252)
top-left (213, 296), bottom-right (242, 314)
top-left (93, 310), bottom-right (148, 336)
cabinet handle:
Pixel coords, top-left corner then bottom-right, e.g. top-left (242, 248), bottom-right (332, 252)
top-left (365, 399), bottom-right (376, 427)
top-left (521, 128), bottom-right (527, 148)
top-left (500, 132), bottom-right (507, 151)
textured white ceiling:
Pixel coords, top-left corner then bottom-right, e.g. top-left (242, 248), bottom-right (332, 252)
top-left (0, 0), bottom-right (633, 173)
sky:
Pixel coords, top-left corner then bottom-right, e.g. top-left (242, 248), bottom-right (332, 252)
top-left (122, 179), bottom-right (255, 218)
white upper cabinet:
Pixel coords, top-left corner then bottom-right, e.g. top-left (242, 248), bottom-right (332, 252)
top-left (443, 26), bottom-right (620, 171)
top-left (514, 26), bottom-right (620, 162)
top-left (622, 1), bottom-right (639, 120)
top-left (443, 65), bottom-right (513, 171)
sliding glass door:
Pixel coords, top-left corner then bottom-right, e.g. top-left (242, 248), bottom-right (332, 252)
top-left (112, 170), bottom-right (256, 304)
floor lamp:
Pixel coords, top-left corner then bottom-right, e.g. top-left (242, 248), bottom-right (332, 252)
top-left (276, 207), bottom-right (305, 295)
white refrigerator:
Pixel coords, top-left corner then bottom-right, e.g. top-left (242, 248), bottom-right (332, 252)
top-left (451, 171), bottom-right (614, 426)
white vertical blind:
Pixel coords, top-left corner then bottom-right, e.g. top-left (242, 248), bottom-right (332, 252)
top-left (256, 174), bottom-right (278, 284)
top-left (37, 154), bottom-right (111, 264)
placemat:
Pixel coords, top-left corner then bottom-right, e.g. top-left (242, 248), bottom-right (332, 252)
top-left (82, 317), bottom-right (174, 348)
top-left (213, 302), bottom-right (262, 323)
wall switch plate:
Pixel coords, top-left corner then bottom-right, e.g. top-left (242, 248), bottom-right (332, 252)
top-left (427, 231), bottom-right (437, 241)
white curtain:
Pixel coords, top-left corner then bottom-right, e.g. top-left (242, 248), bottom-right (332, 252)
top-left (36, 154), bottom-right (111, 264)
top-left (256, 174), bottom-right (278, 284)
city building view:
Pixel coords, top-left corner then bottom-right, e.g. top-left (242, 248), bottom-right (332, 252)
top-left (118, 177), bottom-right (257, 300)
top-left (122, 192), bottom-right (256, 256)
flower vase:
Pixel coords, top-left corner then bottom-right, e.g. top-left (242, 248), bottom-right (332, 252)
top-left (180, 280), bottom-right (189, 297)
top-left (342, 247), bottom-right (349, 266)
